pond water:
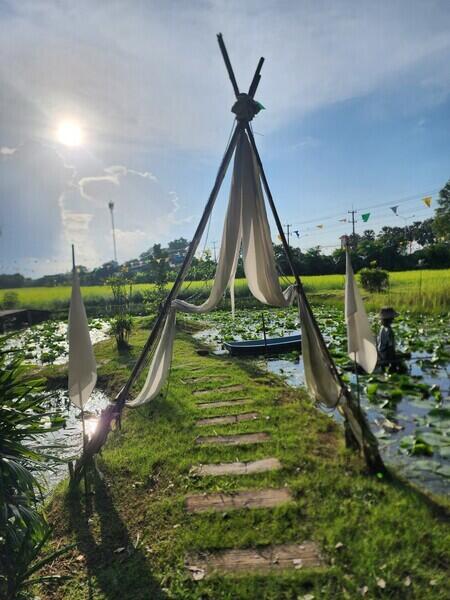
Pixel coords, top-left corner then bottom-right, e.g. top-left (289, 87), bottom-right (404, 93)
top-left (2, 318), bottom-right (110, 365)
top-left (38, 389), bottom-right (111, 493)
top-left (189, 306), bottom-right (449, 497)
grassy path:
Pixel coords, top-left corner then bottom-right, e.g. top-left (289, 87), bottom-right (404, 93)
top-left (43, 326), bottom-right (449, 599)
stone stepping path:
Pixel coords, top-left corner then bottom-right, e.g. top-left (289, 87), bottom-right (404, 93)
top-left (186, 542), bottom-right (324, 579)
top-left (191, 458), bottom-right (282, 477)
top-left (196, 399), bottom-right (250, 409)
top-left (196, 412), bottom-right (260, 427)
top-left (193, 384), bottom-right (244, 396)
top-left (196, 432), bottom-right (270, 447)
top-left (184, 375), bottom-right (230, 384)
top-left (186, 488), bottom-right (292, 513)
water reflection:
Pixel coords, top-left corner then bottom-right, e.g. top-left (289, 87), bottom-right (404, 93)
top-left (193, 327), bottom-right (449, 497)
top-left (39, 389), bottom-right (110, 493)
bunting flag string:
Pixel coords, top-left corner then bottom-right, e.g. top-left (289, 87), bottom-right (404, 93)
top-left (390, 205), bottom-right (399, 215)
top-left (423, 196), bottom-right (432, 208)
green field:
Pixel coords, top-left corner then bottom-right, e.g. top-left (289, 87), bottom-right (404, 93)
top-left (40, 325), bottom-right (449, 599)
top-left (1, 269), bottom-right (449, 313)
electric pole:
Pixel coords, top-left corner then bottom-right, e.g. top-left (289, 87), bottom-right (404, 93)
top-left (211, 241), bottom-right (218, 263)
top-left (348, 209), bottom-right (357, 248)
top-left (108, 201), bottom-right (118, 263)
top-left (283, 224), bottom-right (292, 247)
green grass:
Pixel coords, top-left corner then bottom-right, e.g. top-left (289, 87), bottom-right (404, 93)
top-left (40, 322), bottom-right (449, 599)
top-left (2, 269), bottom-right (449, 313)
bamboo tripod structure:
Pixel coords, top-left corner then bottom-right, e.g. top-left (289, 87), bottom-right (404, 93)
top-left (73, 35), bottom-right (384, 484)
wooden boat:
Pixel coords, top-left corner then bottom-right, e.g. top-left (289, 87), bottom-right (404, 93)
top-left (224, 334), bottom-right (301, 356)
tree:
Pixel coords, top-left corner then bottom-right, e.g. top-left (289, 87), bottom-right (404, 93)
top-left (409, 219), bottom-right (436, 247)
top-left (433, 179), bottom-right (450, 241)
top-left (0, 273), bottom-right (26, 289)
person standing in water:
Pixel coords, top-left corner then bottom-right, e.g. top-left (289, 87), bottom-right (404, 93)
top-left (377, 307), bottom-right (398, 365)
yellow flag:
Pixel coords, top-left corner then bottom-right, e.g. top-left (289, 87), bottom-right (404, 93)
top-left (423, 196), bottom-right (432, 207)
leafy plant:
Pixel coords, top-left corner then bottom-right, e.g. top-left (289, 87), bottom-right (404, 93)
top-left (0, 342), bottom-right (70, 599)
top-left (358, 267), bottom-right (389, 292)
top-left (108, 273), bottom-right (133, 349)
top-left (111, 314), bottom-right (133, 349)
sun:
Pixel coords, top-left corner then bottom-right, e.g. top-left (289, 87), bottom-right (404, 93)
top-left (57, 120), bottom-right (83, 146)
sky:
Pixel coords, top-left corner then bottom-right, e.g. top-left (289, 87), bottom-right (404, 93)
top-left (0, 0), bottom-right (449, 277)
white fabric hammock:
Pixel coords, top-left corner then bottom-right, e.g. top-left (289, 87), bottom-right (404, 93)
top-left (127, 132), bottom-right (342, 408)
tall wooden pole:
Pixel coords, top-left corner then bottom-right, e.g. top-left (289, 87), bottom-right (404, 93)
top-left (71, 245), bottom-right (90, 500)
top-left (73, 124), bottom-right (243, 482)
top-left (245, 125), bottom-right (384, 472)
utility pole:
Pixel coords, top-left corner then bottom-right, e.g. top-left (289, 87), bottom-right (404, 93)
top-left (284, 224), bottom-right (291, 247)
top-left (108, 201), bottom-right (118, 263)
top-left (348, 209), bottom-right (357, 237)
top-left (348, 208), bottom-right (357, 248)
top-left (211, 241), bottom-right (218, 263)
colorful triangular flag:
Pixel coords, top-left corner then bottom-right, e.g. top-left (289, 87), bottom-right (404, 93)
top-left (423, 196), bottom-right (432, 208)
top-left (361, 212), bottom-right (370, 222)
top-left (390, 206), bottom-right (399, 215)
top-left (316, 224), bottom-right (324, 229)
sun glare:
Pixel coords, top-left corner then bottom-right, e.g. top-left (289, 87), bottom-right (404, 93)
top-left (57, 120), bottom-right (83, 146)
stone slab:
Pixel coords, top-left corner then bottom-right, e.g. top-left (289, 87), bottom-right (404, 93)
top-left (190, 458), bottom-right (282, 477)
top-left (185, 488), bottom-right (292, 513)
top-left (186, 542), bottom-right (324, 578)
top-left (196, 400), bottom-right (250, 409)
top-left (193, 384), bottom-right (244, 396)
top-left (195, 432), bottom-right (270, 446)
top-left (196, 412), bottom-right (260, 427)
top-left (184, 375), bottom-right (230, 384)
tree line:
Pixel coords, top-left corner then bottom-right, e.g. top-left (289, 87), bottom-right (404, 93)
top-left (1, 180), bottom-right (449, 289)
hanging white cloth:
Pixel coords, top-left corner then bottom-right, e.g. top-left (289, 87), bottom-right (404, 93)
top-left (345, 249), bottom-right (377, 373)
top-left (127, 131), bottom-right (341, 408)
top-left (127, 308), bottom-right (176, 407)
top-left (68, 268), bottom-right (97, 409)
top-left (298, 292), bottom-right (342, 408)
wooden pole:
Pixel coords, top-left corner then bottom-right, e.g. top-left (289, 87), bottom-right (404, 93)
top-left (248, 57), bottom-right (265, 98)
top-left (73, 124), bottom-right (243, 482)
top-left (245, 124), bottom-right (384, 473)
top-left (261, 312), bottom-right (268, 354)
top-left (72, 245), bottom-right (91, 501)
top-left (115, 123), bottom-right (242, 406)
top-left (217, 33), bottom-right (240, 98)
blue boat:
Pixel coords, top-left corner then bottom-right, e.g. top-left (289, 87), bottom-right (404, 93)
top-left (224, 334), bottom-right (301, 356)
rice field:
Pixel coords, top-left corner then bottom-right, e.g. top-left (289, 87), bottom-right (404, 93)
top-left (1, 269), bottom-right (449, 313)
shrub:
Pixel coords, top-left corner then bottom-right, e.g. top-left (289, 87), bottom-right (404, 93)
top-left (108, 274), bottom-right (133, 349)
top-left (359, 267), bottom-right (389, 292)
top-left (111, 314), bottom-right (133, 349)
top-left (2, 291), bottom-right (20, 309)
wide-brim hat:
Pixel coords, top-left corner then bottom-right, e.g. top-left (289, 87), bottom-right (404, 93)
top-left (379, 307), bottom-right (398, 319)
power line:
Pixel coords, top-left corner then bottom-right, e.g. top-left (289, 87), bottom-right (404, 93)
top-left (289, 188), bottom-right (439, 227)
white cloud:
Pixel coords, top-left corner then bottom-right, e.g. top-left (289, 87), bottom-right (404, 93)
top-left (0, 141), bottom-right (181, 272)
top-left (0, 146), bottom-right (17, 155)
top-left (0, 1), bottom-right (448, 153)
